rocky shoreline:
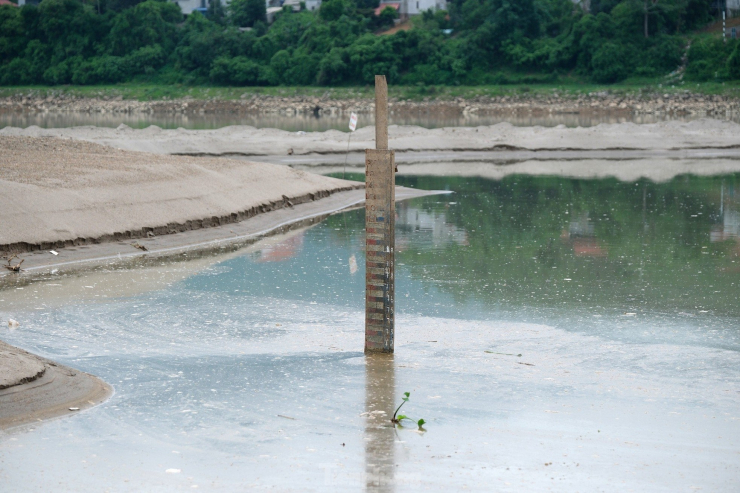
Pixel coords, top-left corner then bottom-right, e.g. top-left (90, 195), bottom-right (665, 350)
top-left (1, 91), bottom-right (739, 120)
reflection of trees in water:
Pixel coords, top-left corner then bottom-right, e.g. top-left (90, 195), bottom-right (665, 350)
top-left (364, 354), bottom-right (395, 493)
top-left (389, 173), bottom-right (740, 315)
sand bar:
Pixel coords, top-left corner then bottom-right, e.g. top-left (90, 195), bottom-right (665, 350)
top-left (4, 119), bottom-right (740, 156)
top-left (0, 339), bottom-right (112, 430)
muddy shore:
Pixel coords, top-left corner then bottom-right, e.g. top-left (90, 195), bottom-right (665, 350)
top-left (2, 92), bottom-right (739, 121)
top-left (0, 339), bottom-right (111, 430)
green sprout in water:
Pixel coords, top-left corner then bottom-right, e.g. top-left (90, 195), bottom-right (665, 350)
top-left (391, 392), bottom-right (426, 430)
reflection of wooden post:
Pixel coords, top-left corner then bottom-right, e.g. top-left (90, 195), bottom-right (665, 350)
top-left (364, 354), bottom-right (395, 490)
top-left (365, 75), bottom-right (395, 353)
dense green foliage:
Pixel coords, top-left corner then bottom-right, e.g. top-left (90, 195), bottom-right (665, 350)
top-left (0, 0), bottom-right (737, 86)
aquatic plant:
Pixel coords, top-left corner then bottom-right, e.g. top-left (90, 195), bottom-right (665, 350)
top-left (391, 392), bottom-right (426, 430)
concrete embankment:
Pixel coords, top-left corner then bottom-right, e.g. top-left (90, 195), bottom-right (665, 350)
top-left (0, 136), bottom-right (364, 254)
top-left (1, 92), bottom-right (738, 120)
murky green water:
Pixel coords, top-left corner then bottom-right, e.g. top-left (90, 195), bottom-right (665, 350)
top-left (327, 173), bottom-right (739, 347)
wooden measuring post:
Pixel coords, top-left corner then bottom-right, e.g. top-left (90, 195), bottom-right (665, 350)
top-left (365, 75), bottom-right (395, 353)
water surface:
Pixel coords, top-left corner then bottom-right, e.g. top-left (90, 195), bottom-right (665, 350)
top-left (0, 172), bottom-right (738, 491)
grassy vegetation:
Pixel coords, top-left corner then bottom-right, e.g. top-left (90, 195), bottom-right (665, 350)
top-left (3, 79), bottom-right (740, 102)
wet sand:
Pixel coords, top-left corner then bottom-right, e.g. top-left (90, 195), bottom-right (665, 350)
top-left (0, 340), bottom-right (111, 430)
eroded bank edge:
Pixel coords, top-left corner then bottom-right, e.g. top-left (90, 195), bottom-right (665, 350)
top-left (0, 185), bottom-right (364, 255)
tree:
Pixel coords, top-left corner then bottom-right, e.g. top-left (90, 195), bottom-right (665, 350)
top-left (207, 0), bottom-right (226, 25)
top-left (377, 5), bottom-right (398, 30)
top-left (230, 0), bottom-right (266, 27)
top-left (319, 0), bottom-right (348, 22)
top-left (591, 41), bottom-right (631, 82)
top-left (727, 41), bottom-right (740, 80)
top-left (622, 0), bottom-right (688, 38)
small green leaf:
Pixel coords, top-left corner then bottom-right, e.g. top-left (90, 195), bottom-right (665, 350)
top-left (417, 419), bottom-right (426, 428)
top-left (404, 392), bottom-right (410, 398)
top-left (397, 415), bottom-right (408, 421)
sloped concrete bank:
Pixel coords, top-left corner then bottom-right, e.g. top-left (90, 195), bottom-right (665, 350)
top-left (0, 136), bottom-right (364, 254)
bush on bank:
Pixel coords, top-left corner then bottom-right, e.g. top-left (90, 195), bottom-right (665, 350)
top-left (0, 0), bottom-right (736, 87)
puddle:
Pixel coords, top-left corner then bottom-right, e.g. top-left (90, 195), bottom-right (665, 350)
top-left (0, 173), bottom-right (739, 491)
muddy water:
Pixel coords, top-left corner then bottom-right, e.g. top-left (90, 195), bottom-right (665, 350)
top-left (0, 173), bottom-right (738, 491)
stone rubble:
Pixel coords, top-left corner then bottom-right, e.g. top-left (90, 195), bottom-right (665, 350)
top-left (1, 91), bottom-right (739, 120)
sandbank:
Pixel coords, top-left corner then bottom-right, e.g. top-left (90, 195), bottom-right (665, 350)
top-left (4, 119), bottom-right (740, 156)
top-left (0, 339), bottom-right (111, 430)
top-left (6, 120), bottom-right (740, 183)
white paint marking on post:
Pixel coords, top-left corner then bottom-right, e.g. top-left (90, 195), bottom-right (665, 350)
top-left (349, 112), bottom-right (358, 132)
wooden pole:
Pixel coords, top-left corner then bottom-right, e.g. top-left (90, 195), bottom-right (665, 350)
top-left (365, 75), bottom-right (395, 353)
top-left (375, 75), bottom-right (388, 150)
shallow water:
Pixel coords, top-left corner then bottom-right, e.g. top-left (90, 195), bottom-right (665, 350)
top-left (0, 110), bottom-right (728, 131)
top-left (1, 173), bottom-right (739, 491)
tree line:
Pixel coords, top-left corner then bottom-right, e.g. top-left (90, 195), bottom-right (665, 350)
top-left (0, 0), bottom-right (738, 87)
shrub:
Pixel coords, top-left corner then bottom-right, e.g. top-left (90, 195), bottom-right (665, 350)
top-left (229, 0), bottom-right (266, 27)
top-left (591, 42), bottom-right (631, 83)
top-left (685, 37), bottom-right (735, 81)
top-left (319, 0), bottom-right (348, 22)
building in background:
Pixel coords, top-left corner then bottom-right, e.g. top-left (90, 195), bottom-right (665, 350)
top-left (377, 0), bottom-right (445, 18)
top-left (173, 0), bottom-right (320, 17)
top-left (174, 0), bottom-right (210, 15)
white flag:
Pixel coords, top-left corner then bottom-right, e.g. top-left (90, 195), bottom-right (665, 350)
top-left (349, 112), bottom-right (358, 132)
